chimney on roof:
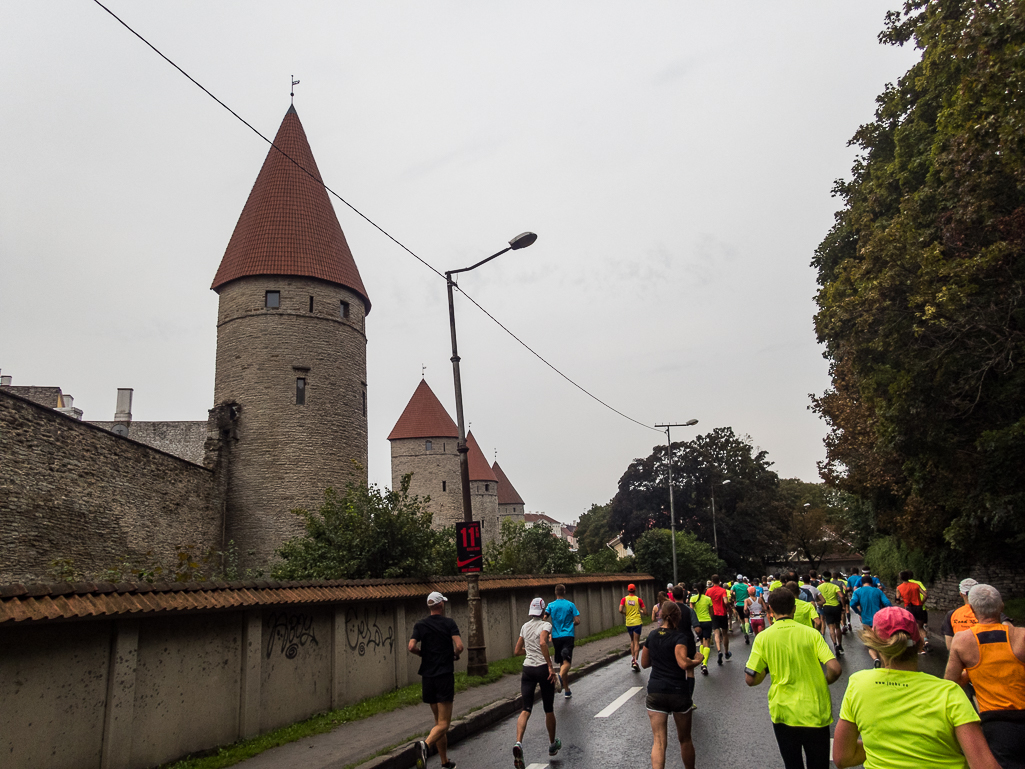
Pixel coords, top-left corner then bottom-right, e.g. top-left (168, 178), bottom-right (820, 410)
top-left (57, 394), bottom-right (84, 421)
top-left (114, 388), bottom-right (133, 423)
top-left (0, 375), bottom-right (11, 387)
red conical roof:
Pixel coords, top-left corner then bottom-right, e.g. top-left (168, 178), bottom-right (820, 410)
top-left (492, 462), bottom-right (525, 505)
top-left (388, 379), bottom-right (459, 440)
top-left (466, 432), bottom-right (498, 482)
top-left (211, 106), bottom-right (370, 312)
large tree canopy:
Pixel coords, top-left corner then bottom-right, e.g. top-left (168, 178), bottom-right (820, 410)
top-left (812, 0), bottom-right (1025, 559)
top-left (609, 427), bottom-right (786, 575)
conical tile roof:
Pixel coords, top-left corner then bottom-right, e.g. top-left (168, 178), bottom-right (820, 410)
top-left (492, 462), bottom-right (525, 505)
top-left (387, 379), bottom-right (459, 440)
top-left (211, 106), bottom-right (370, 312)
top-left (466, 432), bottom-right (498, 482)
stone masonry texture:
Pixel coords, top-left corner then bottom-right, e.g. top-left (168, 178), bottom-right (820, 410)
top-left (0, 389), bottom-right (223, 584)
top-left (390, 436), bottom-right (463, 529)
top-left (89, 421), bottom-right (207, 465)
top-left (214, 276), bottom-right (368, 569)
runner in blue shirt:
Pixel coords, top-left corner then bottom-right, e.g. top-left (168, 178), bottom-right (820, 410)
top-left (850, 576), bottom-right (892, 668)
top-left (547, 584), bottom-right (580, 698)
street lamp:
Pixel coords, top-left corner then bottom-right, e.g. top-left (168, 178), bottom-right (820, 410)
top-left (447, 231), bottom-right (537, 677)
top-left (710, 479), bottom-right (731, 555)
top-left (655, 419), bottom-right (698, 585)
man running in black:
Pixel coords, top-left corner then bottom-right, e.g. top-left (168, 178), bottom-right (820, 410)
top-left (409, 591), bottom-right (463, 769)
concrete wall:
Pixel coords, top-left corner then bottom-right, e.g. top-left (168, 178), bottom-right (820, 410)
top-left (0, 389), bottom-right (224, 584)
top-left (214, 276), bottom-right (368, 568)
top-left (390, 436), bottom-right (463, 529)
top-left (0, 576), bottom-right (653, 769)
top-left (88, 421), bottom-right (208, 465)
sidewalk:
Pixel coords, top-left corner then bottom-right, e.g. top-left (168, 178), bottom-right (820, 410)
top-left (232, 631), bottom-right (636, 769)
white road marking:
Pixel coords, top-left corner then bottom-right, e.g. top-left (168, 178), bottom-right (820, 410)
top-left (594, 686), bottom-right (644, 718)
top-left (526, 764), bottom-right (548, 769)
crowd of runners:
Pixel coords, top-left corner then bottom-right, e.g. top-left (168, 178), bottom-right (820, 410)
top-left (406, 569), bottom-right (1024, 769)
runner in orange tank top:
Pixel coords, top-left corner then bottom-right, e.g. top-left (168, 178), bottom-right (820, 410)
top-left (944, 584), bottom-right (1025, 769)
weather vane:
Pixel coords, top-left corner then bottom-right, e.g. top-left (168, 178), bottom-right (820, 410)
top-left (291, 76), bottom-right (300, 105)
top-left (422, 363), bottom-right (427, 378)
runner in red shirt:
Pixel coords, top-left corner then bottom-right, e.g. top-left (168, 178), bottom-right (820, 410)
top-left (705, 575), bottom-right (732, 665)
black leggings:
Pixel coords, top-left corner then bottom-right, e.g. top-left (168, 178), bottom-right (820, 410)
top-left (521, 664), bottom-right (555, 713)
top-left (982, 719), bottom-right (1025, 769)
top-left (771, 723), bottom-right (830, 769)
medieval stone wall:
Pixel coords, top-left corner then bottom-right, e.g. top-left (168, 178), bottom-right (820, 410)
top-left (214, 276), bottom-right (368, 568)
top-left (389, 436), bottom-right (463, 528)
top-left (0, 389), bottom-right (223, 584)
top-left (88, 421), bottom-right (207, 464)
top-left (923, 561), bottom-right (1025, 614)
top-left (471, 481), bottom-right (500, 541)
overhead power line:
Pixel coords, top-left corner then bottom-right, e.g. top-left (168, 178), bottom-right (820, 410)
top-left (90, 0), bottom-right (661, 434)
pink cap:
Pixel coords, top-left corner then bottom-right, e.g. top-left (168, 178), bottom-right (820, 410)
top-left (873, 606), bottom-right (920, 643)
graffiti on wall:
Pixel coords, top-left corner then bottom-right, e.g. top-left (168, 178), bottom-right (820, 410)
top-left (266, 612), bottom-right (319, 659)
top-left (344, 606), bottom-right (394, 656)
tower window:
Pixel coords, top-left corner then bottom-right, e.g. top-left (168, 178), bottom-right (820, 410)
top-left (340, 300), bottom-right (350, 318)
top-left (296, 377), bottom-right (306, 405)
top-left (426, 440), bottom-right (433, 451)
top-left (442, 481), bottom-right (447, 492)
top-left (309, 295), bottom-right (314, 312)
top-left (266, 291), bottom-right (280, 308)
top-left (485, 483), bottom-right (490, 492)
top-left (361, 390), bottom-right (366, 417)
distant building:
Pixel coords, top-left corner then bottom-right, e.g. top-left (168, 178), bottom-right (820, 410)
top-left (607, 534), bottom-right (634, 559)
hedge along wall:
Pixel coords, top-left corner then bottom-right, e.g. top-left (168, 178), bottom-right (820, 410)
top-left (0, 574), bottom-right (654, 769)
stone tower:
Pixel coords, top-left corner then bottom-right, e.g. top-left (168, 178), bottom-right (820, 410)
top-left (388, 379), bottom-right (463, 528)
top-left (492, 461), bottom-right (526, 530)
top-left (465, 431), bottom-right (500, 541)
top-left (211, 105), bottom-right (371, 567)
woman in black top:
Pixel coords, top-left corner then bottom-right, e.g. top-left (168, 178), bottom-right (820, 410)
top-left (640, 600), bottom-right (703, 769)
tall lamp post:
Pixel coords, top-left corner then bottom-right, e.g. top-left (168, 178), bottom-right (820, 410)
top-left (655, 419), bottom-right (698, 585)
top-left (447, 231), bottom-right (537, 677)
top-left (710, 478), bottom-right (731, 555)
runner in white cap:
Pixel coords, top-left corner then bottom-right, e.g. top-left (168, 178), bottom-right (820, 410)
top-left (409, 591), bottom-right (462, 769)
top-left (512, 597), bottom-right (561, 769)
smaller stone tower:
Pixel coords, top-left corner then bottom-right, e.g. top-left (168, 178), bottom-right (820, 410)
top-left (388, 379), bottom-right (462, 528)
top-left (492, 461), bottom-right (526, 530)
top-left (465, 432), bottom-right (500, 540)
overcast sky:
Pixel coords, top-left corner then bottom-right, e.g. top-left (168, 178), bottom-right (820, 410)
top-left (0, 2), bottom-right (920, 523)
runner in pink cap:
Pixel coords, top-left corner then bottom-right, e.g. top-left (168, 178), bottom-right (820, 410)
top-left (872, 606), bottom-right (920, 643)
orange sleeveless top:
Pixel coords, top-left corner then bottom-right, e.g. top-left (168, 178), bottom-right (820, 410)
top-left (967, 624), bottom-right (1025, 715)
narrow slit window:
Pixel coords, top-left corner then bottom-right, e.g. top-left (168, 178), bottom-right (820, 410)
top-left (340, 300), bottom-right (350, 318)
top-left (309, 295), bottom-right (314, 312)
top-left (361, 390), bottom-right (366, 416)
top-left (265, 290), bottom-right (280, 308)
top-left (296, 377), bottom-right (306, 405)
top-left (442, 481), bottom-right (447, 492)
top-left (485, 483), bottom-right (490, 492)
top-left (426, 440), bottom-right (433, 451)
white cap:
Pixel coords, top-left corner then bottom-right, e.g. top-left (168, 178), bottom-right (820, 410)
top-left (667, 582), bottom-right (674, 590)
top-left (959, 578), bottom-right (978, 595)
top-left (529, 597), bottom-right (546, 616)
top-left (427, 591), bottom-right (448, 606)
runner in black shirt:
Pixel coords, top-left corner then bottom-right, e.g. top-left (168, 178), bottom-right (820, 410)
top-left (409, 591), bottom-right (463, 769)
top-left (641, 600), bottom-right (703, 769)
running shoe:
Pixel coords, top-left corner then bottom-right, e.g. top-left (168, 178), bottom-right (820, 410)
top-left (564, 688), bottom-right (572, 699)
top-left (837, 645), bottom-right (845, 656)
top-left (873, 659), bottom-right (882, 669)
top-left (725, 650), bottom-right (732, 661)
top-left (441, 763), bottom-right (456, 769)
top-left (416, 740), bottom-right (428, 769)
top-left (553, 672), bottom-right (563, 693)
top-left (701, 664), bottom-right (708, 676)
top-left (717, 652), bottom-right (723, 666)
top-left (513, 741), bottom-right (525, 769)
top-left (744, 634), bottom-right (750, 645)
top-left (549, 738), bottom-right (562, 757)
top-left (632, 660), bottom-right (640, 672)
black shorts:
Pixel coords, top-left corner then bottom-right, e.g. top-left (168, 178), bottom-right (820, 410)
top-left (627, 624), bottom-right (643, 636)
top-left (697, 621), bottom-right (713, 639)
top-left (822, 605), bottom-right (842, 626)
top-left (736, 605), bottom-right (748, 618)
top-left (712, 615), bottom-right (729, 631)
top-left (908, 604), bottom-right (928, 624)
top-left (521, 664), bottom-right (555, 714)
top-left (981, 718), bottom-right (1025, 769)
top-left (645, 689), bottom-right (693, 714)
top-left (553, 636), bottom-right (574, 664)
top-left (421, 674), bottom-right (455, 704)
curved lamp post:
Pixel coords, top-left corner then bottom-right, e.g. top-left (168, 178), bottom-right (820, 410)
top-left (447, 232), bottom-right (537, 676)
top-left (711, 478), bottom-right (731, 555)
top-left (655, 419), bottom-right (698, 585)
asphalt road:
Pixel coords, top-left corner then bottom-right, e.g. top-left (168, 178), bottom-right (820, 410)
top-left (438, 619), bottom-right (948, 769)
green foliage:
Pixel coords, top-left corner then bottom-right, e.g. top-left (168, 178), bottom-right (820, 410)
top-left (632, 528), bottom-right (724, 588)
top-left (581, 548), bottom-right (634, 574)
top-left (609, 426), bottom-right (787, 574)
top-left (812, 0), bottom-right (1025, 560)
top-left (573, 502), bottom-right (616, 557)
top-left (863, 535), bottom-right (945, 588)
top-left (483, 519), bottom-right (577, 575)
top-left (272, 475), bottom-right (456, 581)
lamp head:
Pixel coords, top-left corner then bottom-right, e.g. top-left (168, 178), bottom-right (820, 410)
top-left (684, 419), bottom-right (698, 426)
top-left (722, 479), bottom-right (731, 485)
top-left (509, 232), bottom-right (537, 250)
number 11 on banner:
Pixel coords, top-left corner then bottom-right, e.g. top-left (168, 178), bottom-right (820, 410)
top-left (456, 521), bottom-right (482, 573)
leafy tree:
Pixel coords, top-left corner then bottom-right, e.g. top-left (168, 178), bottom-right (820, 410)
top-left (581, 548), bottom-right (635, 574)
top-left (573, 501), bottom-right (616, 557)
top-left (483, 519), bottom-right (577, 575)
top-left (632, 529), bottom-right (724, 589)
top-left (812, 0), bottom-right (1025, 559)
top-left (272, 475), bottom-right (456, 580)
top-left (609, 427), bottom-right (787, 574)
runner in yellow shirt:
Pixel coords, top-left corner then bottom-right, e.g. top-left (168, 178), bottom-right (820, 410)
top-left (818, 570), bottom-right (845, 657)
top-left (619, 583), bottom-right (647, 672)
top-left (690, 584), bottom-right (714, 675)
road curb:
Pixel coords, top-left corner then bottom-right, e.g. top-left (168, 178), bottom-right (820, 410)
top-left (355, 646), bottom-right (631, 769)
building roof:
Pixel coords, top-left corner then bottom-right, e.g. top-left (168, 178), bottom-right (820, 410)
top-left (387, 379), bottom-right (458, 440)
top-left (525, 512), bottom-right (562, 527)
top-left (492, 462), bottom-right (525, 505)
top-left (466, 432), bottom-right (498, 482)
top-left (211, 105), bottom-right (370, 312)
